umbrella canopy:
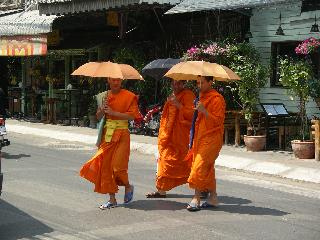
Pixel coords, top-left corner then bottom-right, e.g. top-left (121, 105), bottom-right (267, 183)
top-left (141, 58), bottom-right (182, 80)
top-left (164, 61), bottom-right (240, 81)
top-left (71, 61), bottom-right (143, 80)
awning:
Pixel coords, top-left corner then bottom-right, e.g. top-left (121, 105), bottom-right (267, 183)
top-left (38, 0), bottom-right (140, 15)
top-left (165, 0), bottom-right (298, 14)
top-left (0, 10), bottom-right (59, 36)
top-left (38, 0), bottom-right (181, 15)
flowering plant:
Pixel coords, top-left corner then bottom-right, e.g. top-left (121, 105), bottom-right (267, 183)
top-left (183, 42), bottom-right (230, 62)
top-left (202, 43), bottom-right (230, 56)
top-left (295, 37), bottom-right (320, 55)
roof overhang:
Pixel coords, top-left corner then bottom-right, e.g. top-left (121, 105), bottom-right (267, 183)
top-left (38, 0), bottom-right (181, 15)
top-left (0, 10), bottom-right (60, 36)
top-left (165, 0), bottom-right (298, 14)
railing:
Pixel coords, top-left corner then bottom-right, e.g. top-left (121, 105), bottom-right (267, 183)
top-left (311, 119), bottom-right (320, 161)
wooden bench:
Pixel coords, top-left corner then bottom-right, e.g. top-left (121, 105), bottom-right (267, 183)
top-left (311, 119), bottom-right (320, 161)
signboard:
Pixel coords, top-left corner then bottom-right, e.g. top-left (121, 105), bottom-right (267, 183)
top-left (0, 35), bottom-right (47, 56)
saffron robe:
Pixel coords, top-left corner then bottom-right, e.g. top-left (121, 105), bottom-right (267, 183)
top-left (156, 89), bottom-right (195, 191)
top-left (80, 89), bottom-right (142, 194)
top-left (187, 89), bottom-right (225, 192)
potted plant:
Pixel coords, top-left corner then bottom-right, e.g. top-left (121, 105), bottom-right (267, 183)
top-left (279, 57), bottom-right (315, 159)
top-left (228, 44), bottom-right (268, 151)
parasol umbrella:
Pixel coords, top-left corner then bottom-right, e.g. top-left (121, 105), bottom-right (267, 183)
top-left (71, 61), bottom-right (143, 80)
top-left (164, 60), bottom-right (240, 81)
top-left (141, 58), bottom-right (182, 80)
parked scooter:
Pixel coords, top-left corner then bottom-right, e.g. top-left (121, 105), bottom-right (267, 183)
top-left (143, 103), bottom-right (162, 137)
top-left (129, 103), bottom-right (162, 137)
top-left (0, 117), bottom-right (10, 147)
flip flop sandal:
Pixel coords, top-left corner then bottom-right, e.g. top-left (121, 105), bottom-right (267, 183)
top-left (146, 191), bottom-right (167, 198)
top-left (124, 185), bottom-right (134, 204)
top-left (201, 201), bottom-right (218, 209)
top-left (187, 202), bottom-right (201, 212)
top-left (99, 201), bottom-right (118, 210)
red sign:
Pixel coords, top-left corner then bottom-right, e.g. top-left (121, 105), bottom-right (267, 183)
top-left (0, 35), bottom-right (47, 56)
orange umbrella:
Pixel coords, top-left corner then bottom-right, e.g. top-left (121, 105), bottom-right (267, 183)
top-left (164, 61), bottom-right (240, 81)
top-left (71, 61), bottom-right (143, 80)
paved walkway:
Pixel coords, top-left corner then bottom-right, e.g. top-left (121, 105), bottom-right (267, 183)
top-left (5, 119), bottom-right (320, 184)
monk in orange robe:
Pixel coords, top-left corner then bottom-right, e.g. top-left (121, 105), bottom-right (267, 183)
top-left (80, 78), bottom-right (142, 209)
top-left (146, 81), bottom-right (195, 198)
top-left (186, 76), bottom-right (226, 211)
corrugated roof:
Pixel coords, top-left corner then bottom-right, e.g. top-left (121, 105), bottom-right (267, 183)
top-left (165, 0), bottom-right (298, 14)
top-left (141, 0), bottom-right (181, 4)
top-left (39, 0), bottom-right (140, 15)
top-left (38, 0), bottom-right (181, 15)
top-left (0, 10), bottom-right (59, 36)
top-left (38, 0), bottom-right (180, 4)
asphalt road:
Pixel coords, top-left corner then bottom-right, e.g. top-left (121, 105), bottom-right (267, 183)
top-left (1, 132), bottom-right (320, 240)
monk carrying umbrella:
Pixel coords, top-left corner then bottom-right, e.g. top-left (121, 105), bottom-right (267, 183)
top-left (73, 61), bottom-right (143, 209)
top-left (146, 80), bottom-right (195, 198)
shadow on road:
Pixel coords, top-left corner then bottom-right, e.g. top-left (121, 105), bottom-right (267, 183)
top-left (0, 199), bottom-right (53, 240)
top-left (218, 195), bottom-right (252, 205)
top-left (126, 196), bottom-right (288, 216)
top-left (214, 204), bottom-right (289, 216)
top-left (1, 152), bottom-right (31, 159)
top-left (211, 195), bottom-right (288, 216)
top-left (124, 199), bottom-right (186, 211)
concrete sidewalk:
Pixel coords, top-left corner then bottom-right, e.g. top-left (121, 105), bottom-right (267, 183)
top-left (6, 119), bottom-right (320, 184)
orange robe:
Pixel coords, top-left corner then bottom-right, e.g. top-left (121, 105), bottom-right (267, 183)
top-left (187, 89), bottom-right (225, 192)
top-left (80, 89), bottom-right (142, 194)
top-left (156, 89), bottom-right (195, 191)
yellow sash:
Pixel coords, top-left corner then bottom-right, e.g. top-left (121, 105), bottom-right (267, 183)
top-left (104, 119), bottom-right (128, 142)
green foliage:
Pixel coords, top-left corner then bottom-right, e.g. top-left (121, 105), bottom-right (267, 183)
top-left (229, 51), bottom-right (268, 132)
top-left (279, 57), bottom-right (314, 140)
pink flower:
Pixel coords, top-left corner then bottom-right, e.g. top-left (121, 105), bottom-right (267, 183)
top-left (296, 37), bottom-right (320, 55)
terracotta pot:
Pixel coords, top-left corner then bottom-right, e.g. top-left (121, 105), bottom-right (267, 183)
top-left (291, 140), bottom-right (315, 159)
top-left (244, 135), bottom-right (266, 152)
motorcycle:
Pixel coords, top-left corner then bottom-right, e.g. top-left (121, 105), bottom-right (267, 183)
top-left (0, 117), bottom-right (10, 147)
top-left (129, 103), bottom-right (162, 137)
top-left (143, 103), bottom-right (162, 137)
top-left (129, 118), bottom-right (145, 135)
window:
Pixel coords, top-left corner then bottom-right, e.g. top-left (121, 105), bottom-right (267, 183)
top-left (270, 41), bottom-right (320, 87)
top-left (271, 41), bottom-right (299, 87)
